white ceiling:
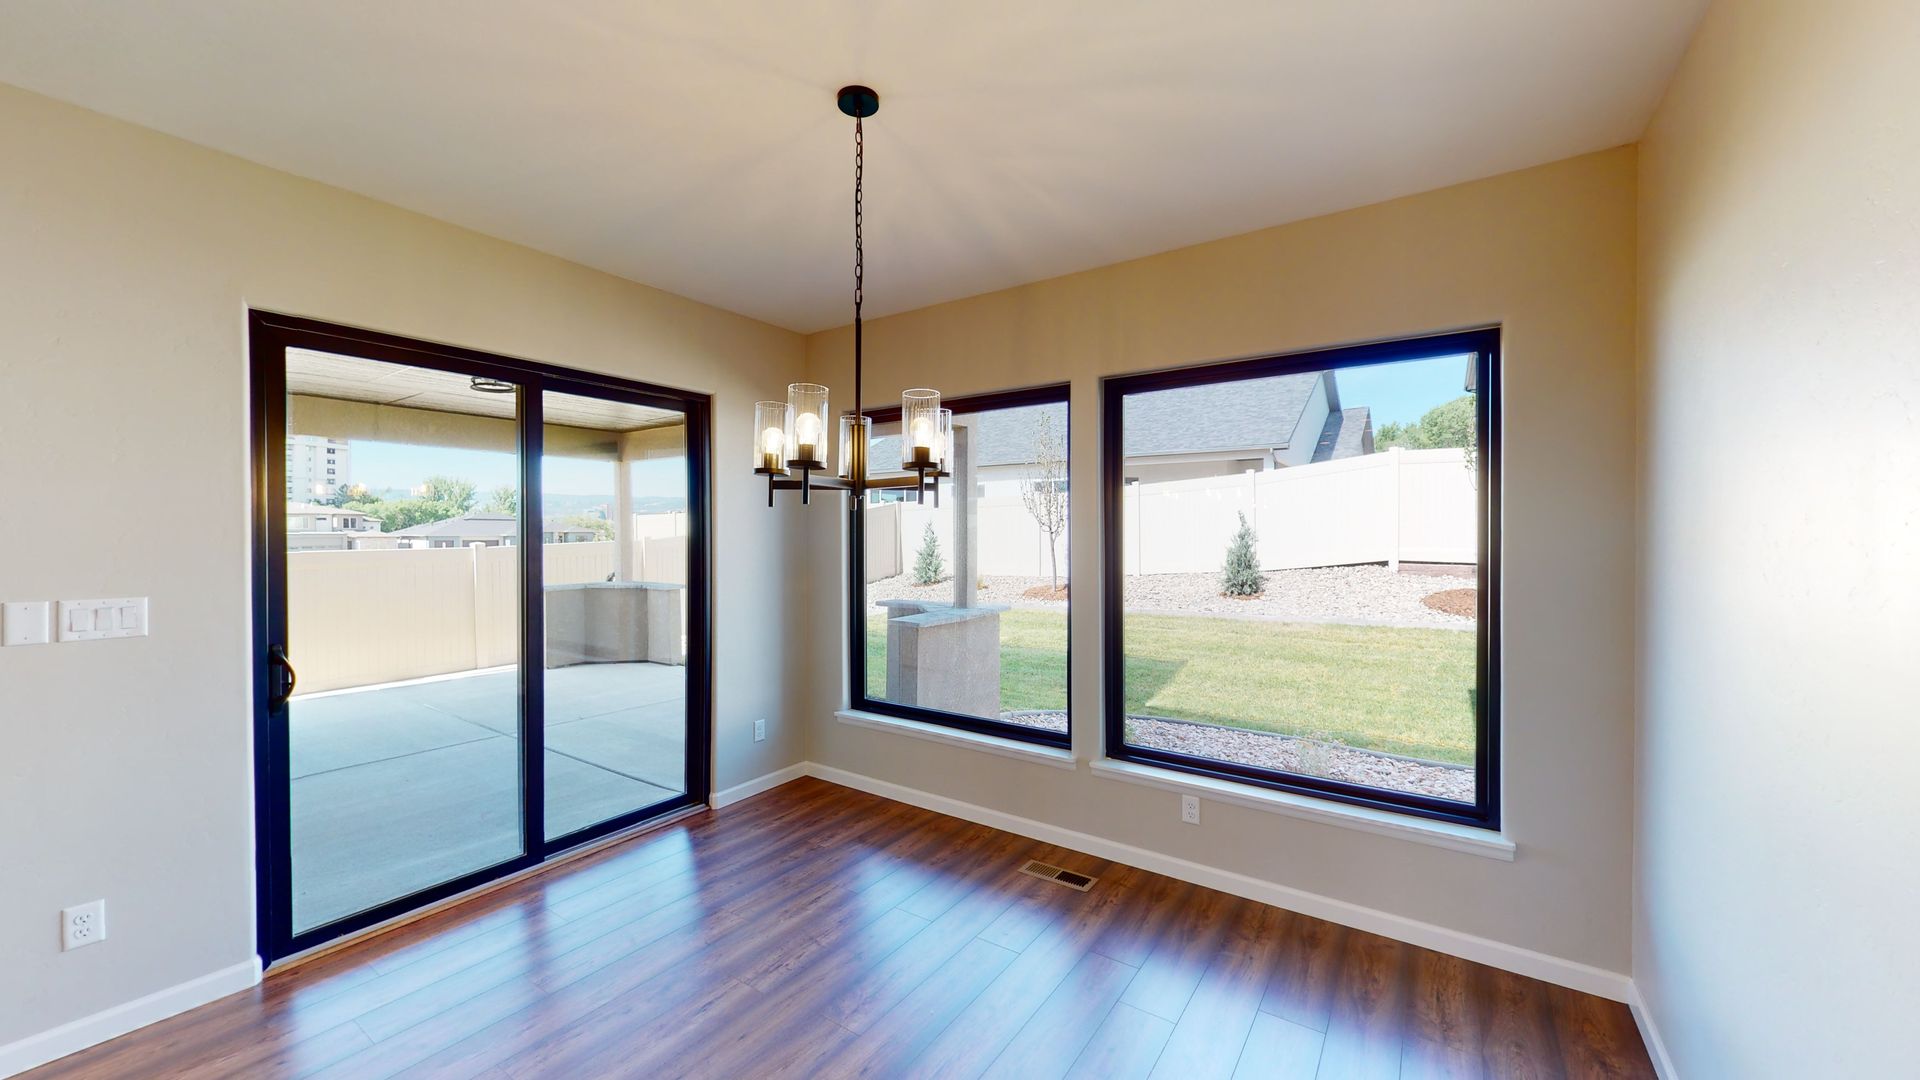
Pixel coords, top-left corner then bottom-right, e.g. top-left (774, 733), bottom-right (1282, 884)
top-left (0, 1), bottom-right (1704, 332)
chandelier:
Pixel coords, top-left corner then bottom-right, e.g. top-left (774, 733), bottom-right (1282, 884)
top-left (754, 85), bottom-right (946, 508)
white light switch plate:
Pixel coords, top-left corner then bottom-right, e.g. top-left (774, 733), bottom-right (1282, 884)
top-left (2, 601), bottom-right (52, 646)
top-left (56, 598), bottom-right (148, 642)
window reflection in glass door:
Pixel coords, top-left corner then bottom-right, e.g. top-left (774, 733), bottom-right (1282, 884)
top-left (540, 390), bottom-right (691, 840)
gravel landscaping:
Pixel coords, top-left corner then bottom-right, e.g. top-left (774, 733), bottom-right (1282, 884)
top-left (868, 563), bottom-right (1475, 630)
top-left (998, 710), bottom-right (1474, 802)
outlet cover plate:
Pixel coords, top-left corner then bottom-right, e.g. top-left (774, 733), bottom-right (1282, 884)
top-left (1181, 795), bottom-right (1201, 825)
top-left (62, 899), bottom-right (106, 951)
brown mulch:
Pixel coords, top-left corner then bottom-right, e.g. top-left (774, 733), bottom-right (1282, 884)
top-left (1422, 587), bottom-right (1478, 618)
top-left (1022, 584), bottom-right (1069, 601)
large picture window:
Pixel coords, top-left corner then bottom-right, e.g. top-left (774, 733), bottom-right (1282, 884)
top-left (851, 385), bottom-right (1071, 746)
top-left (1102, 331), bottom-right (1500, 826)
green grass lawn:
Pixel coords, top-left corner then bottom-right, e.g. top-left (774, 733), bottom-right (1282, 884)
top-left (866, 608), bottom-right (1476, 764)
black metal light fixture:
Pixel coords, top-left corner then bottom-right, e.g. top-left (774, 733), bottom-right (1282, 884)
top-left (755, 85), bottom-right (944, 508)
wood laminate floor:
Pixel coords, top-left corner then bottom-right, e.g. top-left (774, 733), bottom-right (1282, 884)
top-left (25, 778), bottom-right (1654, 1079)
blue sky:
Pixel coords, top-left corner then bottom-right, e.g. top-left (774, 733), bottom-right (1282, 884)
top-left (1330, 353), bottom-right (1474, 426)
top-left (348, 442), bottom-right (685, 500)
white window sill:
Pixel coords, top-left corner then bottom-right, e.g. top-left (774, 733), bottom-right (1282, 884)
top-left (1088, 758), bottom-right (1515, 861)
top-left (834, 709), bottom-right (1078, 770)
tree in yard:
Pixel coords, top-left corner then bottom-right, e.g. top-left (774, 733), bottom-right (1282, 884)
top-left (350, 497), bottom-right (457, 532)
top-left (912, 522), bottom-right (945, 586)
top-left (326, 483), bottom-right (370, 507)
top-left (1372, 393), bottom-right (1478, 475)
top-left (564, 513), bottom-right (615, 541)
top-left (1019, 412), bottom-right (1070, 591)
top-left (483, 485), bottom-right (518, 514)
top-left (1220, 511), bottom-right (1266, 597)
top-left (416, 475), bottom-right (477, 512)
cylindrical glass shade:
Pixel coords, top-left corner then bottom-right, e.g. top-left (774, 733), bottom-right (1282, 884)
top-left (901, 388), bottom-right (942, 469)
top-left (838, 414), bottom-right (870, 480)
top-left (786, 382), bottom-right (830, 469)
top-left (934, 408), bottom-right (954, 473)
top-left (753, 400), bottom-right (791, 474)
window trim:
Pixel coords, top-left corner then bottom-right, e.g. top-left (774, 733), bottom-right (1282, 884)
top-left (849, 382), bottom-right (1073, 748)
top-left (1100, 328), bottom-right (1502, 829)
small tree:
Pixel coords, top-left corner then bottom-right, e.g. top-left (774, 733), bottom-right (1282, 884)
top-left (326, 483), bottom-right (370, 507)
top-left (1220, 511), bottom-right (1266, 597)
top-left (1019, 412), bottom-right (1069, 591)
top-left (912, 523), bottom-right (945, 586)
top-left (564, 513), bottom-right (614, 541)
top-left (483, 485), bottom-right (518, 514)
top-left (416, 475), bottom-right (477, 512)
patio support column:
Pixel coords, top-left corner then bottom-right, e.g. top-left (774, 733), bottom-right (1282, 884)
top-left (614, 457), bottom-right (635, 582)
top-left (952, 423), bottom-right (976, 608)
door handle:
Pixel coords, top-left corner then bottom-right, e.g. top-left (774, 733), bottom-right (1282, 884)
top-left (268, 644), bottom-right (298, 709)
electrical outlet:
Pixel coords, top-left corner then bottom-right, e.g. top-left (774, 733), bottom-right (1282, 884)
top-left (1180, 795), bottom-right (1201, 825)
top-left (62, 900), bottom-right (106, 951)
top-left (753, 718), bottom-right (767, 742)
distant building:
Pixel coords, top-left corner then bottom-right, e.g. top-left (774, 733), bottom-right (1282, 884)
top-left (385, 512), bottom-right (601, 549)
top-left (286, 434), bottom-right (351, 501)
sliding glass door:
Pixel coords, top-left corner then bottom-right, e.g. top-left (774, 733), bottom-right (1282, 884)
top-left (250, 313), bottom-right (709, 963)
top-left (539, 389), bottom-right (692, 840)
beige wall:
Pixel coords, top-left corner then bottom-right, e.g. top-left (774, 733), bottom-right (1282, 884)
top-left (0, 82), bottom-right (806, 1049)
top-left (1637, 1), bottom-right (1920, 1075)
top-left (804, 147), bottom-right (1640, 973)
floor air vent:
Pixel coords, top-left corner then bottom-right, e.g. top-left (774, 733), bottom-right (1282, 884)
top-left (1019, 859), bottom-right (1097, 891)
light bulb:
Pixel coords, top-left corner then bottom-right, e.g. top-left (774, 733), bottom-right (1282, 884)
top-left (762, 426), bottom-right (786, 455)
top-left (911, 416), bottom-right (935, 449)
top-left (794, 411), bottom-right (821, 452)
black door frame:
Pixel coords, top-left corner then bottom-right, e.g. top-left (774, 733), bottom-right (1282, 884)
top-left (248, 311), bottom-right (713, 965)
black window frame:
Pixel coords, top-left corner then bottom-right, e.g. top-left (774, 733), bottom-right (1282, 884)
top-left (1101, 328), bottom-right (1502, 829)
top-left (848, 382), bottom-right (1073, 748)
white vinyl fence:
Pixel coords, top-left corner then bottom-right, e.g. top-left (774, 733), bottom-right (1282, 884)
top-left (289, 513), bottom-right (689, 693)
top-left (865, 447), bottom-right (1474, 582)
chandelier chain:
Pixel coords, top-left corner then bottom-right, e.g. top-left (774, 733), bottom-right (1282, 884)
top-left (854, 114), bottom-right (863, 316)
top-left (853, 113), bottom-right (864, 415)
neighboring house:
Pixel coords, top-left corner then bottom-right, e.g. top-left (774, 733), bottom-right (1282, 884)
top-left (287, 501), bottom-right (381, 533)
top-left (871, 371), bottom-right (1374, 497)
top-left (386, 512), bottom-right (600, 549)
top-left (286, 501), bottom-right (387, 552)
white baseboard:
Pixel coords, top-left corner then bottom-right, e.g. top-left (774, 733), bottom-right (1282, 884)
top-left (805, 762), bottom-right (1634, 1003)
top-left (1627, 982), bottom-right (1679, 1079)
top-left (710, 761), bottom-right (811, 808)
top-left (0, 957), bottom-right (260, 1078)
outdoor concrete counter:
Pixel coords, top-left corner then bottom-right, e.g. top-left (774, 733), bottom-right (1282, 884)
top-left (877, 598), bottom-right (1007, 717)
top-left (546, 581), bottom-right (684, 667)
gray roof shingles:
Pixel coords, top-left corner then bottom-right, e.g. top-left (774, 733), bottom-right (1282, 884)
top-left (1311, 407), bottom-right (1374, 463)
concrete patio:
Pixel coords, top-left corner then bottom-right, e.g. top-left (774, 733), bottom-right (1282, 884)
top-left (288, 662), bottom-right (687, 932)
